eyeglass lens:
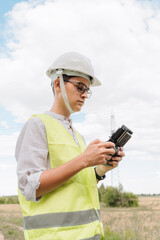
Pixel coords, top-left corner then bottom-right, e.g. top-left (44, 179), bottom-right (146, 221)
top-left (76, 83), bottom-right (91, 98)
top-left (64, 79), bottom-right (92, 98)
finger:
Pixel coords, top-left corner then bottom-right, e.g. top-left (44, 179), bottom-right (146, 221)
top-left (105, 161), bottom-right (113, 167)
top-left (99, 141), bottom-right (115, 148)
top-left (112, 161), bottom-right (119, 167)
top-left (98, 155), bottom-right (111, 165)
top-left (105, 148), bottom-right (115, 156)
top-left (105, 154), bottom-right (112, 161)
top-left (112, 156), bottom-right (122, 162)
top-left (108, 160), bottom-right (119, 167)
top-left (116, 151), bottom-right (125, 157)
top-left (100, 147), bottom-right (115, 156)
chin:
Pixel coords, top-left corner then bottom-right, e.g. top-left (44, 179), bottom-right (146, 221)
top-left (73, 106), bottom-right (82, 112)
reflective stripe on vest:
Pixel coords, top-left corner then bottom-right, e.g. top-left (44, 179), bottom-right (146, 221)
top-left (23, 208), bottom-right (100, 230)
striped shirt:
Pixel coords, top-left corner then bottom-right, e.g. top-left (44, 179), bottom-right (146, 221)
top-left (15, 111), bottom-right (79, 202)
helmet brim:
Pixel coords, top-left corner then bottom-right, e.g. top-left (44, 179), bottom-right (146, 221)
top-left (46, 67), bottom-right (101, 87)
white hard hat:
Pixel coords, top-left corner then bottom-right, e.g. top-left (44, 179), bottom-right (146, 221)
top-left (46, 52), bottom-right (101, 86)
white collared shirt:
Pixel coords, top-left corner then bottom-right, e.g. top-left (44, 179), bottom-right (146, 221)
top-left (15, 111), bottom-right (80, 202)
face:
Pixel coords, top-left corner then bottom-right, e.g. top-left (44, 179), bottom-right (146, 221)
top-left (64, 76), bottom-right (90, 112)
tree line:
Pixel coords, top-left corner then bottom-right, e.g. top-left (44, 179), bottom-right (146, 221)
top-left (0, 195), bottom-right (19, 204)
top-left (98, 184), bottom-right (139, 207)
top-left (0, 185), bottom-right (140, 207)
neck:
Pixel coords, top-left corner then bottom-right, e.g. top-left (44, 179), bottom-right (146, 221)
top-left (50, 101), bottom-right (71, 119)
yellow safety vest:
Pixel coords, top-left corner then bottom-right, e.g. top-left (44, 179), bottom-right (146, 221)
top-left (18, 114), bottom-right (104, 240)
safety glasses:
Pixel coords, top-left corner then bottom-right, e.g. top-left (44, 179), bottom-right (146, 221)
top-left (64, 79), bottom-right (92, 98)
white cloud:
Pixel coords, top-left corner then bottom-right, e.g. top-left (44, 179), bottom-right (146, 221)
top-left (0, 121), bottom-right (9, 129)
top-left (0, 0), bottom-right (160, 194)
top-left (0, 0), bottom-right (159, 121)
top-left (0, 163), bottom-right (13, 170)
top-left (0, 163), bottom-right (18, 196)
top-left (155, 171), bottom-right (160, 179)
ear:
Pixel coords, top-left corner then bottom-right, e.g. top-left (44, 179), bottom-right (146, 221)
top-left (54, 78), bottom-right (60, 91)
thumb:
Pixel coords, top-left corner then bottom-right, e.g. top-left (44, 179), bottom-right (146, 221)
top-left (90, 139), bottom-right (101, 145)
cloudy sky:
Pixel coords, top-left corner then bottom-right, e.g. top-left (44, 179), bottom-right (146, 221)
top-left (0, 0), bottom-right (160, 196)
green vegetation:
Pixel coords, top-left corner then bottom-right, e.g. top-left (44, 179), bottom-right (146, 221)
top-left (0, 195), bottom-right (19, 204)
top-left (102, 196), bottom-right (160, 240)
top-left (0, 204), bottom-right (24, 240)
top-left (0, 223), bottom-right (24, 240)
top-left (138, 193), bottom-right (160, 196)
top-left (104, 226), bottom-right (139, 240)
top-left (99, 184), bottom-right (138, 207)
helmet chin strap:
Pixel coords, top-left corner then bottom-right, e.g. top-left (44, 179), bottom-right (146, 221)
top-left (56, 70), bottom-right (74, 114)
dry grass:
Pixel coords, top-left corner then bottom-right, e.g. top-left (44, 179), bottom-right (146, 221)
top-left (0, 204), bottom-right (24, 240)
top-left (101, 196), bottom-right (160, 240)
top-left (0, 196), bottom-right (160, 239)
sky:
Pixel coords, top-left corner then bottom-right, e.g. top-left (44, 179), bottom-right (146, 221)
top-left (0, 0), bottom-right (160, 196)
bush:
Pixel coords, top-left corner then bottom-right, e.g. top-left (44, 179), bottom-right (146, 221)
top-left (0, 195), bottom-right (19, 204)
top-left (121, 192), bottom-right (138, 207)
top-left (98, 184), bottom-right (106, 202)
top-left (102, 186), bottom-right (121, 207)
top-left (0, 197), bottom-right (6, 204)
top-left (98, 184), bottom-right (138, 207)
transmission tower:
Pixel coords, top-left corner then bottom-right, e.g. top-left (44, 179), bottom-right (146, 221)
top-left (110, 109), bottom-right (120, 187)
top-left (111, 109), bottom-right (116, 135)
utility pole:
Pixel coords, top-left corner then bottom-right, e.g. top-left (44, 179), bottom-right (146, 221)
top-left (110, 109), bottom-right (120, 187)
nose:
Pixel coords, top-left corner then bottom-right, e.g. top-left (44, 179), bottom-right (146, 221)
top-left (81, 90), bottom-right (88, 99)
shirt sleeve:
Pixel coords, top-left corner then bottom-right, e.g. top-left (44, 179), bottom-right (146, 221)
top-left (15, 116), bottom-right (50, 202)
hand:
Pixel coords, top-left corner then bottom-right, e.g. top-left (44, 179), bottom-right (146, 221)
top-left (81, 139), bottom-right (115, 168)
top-left (106, 147), bottom-right (125, 169)
top-left (95, 147), bottom-right (125, 176)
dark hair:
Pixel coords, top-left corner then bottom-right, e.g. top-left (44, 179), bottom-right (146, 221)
top-left (51, 74), bottom-right (72, 95)
top-left (63, 74), bottom-right (75, 81)
top-left (63, 74), bottom-right (93, 84)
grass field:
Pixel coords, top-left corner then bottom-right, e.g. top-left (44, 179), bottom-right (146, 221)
top-left (101, 196), bottom-right (160, 240)
top-left (0, 204), bottom-right (23, 240)
top-left (0, 196), bottom-right (160, 240)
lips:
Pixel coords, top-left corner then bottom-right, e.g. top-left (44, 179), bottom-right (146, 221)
top-left (77, 100), bottom-right (84, 105)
